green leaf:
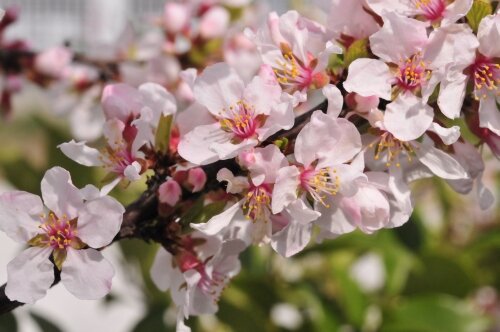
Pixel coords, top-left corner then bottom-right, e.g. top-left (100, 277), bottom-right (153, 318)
top-left (404, 254), bottom-right (476, 297)
top-left (383, 295), bottom-right (490, 332)
top-left (0, 313), bottom-right (18, 332)
top-left (155, 115), bottom-right (173, 154)
top-left (344, 39), bottom-right (369, 68)
top-left (131, 305), bottom-right (170, 332)
top-left (466, 0), bottom-right (492, 33)
top-left (31, 312), bottom-right (63, 332)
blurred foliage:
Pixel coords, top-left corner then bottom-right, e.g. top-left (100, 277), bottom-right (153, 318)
top-left (0, 97), bottom-right (499, 332)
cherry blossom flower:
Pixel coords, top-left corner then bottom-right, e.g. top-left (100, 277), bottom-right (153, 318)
top-left (192, 145), bottom-right (316, 257)
top-left (178, 62), bottom-right (294, 165)
top-left (249, 10), bottom-right (341, 98)
top-left (0, 167), bottom-right (124, 303)
top-left (329, 0), bottom-right (380, 42)
top-left (150, 233), bottom-right (245, 330)
top-left (344, 13), bottom-right (478, 109)
top-left (366, 0), bottom-right (472, 26)
top-left (59, 83), bottom-right (177, 192)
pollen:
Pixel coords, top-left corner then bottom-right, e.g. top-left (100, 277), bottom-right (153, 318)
top-left (38, 212), bottom-right (77, 250)
top-left (219, 100), bottom-right (261, 139)
top-left (370, 132), bottom-right (416, 167)
top-left (413, 0), bottom-right (446, 21)
top-left (470, 57), bottom-right (500, 100)
top-left (242, 185), bottom-right (272, 223)
top-left (273, 51), bottom-right (313, 91)
top-left (300, 167), bottom-right (340, 208)
top-left (396, 52), bottom-right (431, 92)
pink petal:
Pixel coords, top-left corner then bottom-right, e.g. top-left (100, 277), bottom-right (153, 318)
top-left (58, 140), bottom-right (104, 167)
top-left (272, 166), bottom-right (300, 214)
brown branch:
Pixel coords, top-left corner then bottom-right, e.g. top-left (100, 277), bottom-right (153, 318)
top-left (0, 98), bottom-right (329, 315)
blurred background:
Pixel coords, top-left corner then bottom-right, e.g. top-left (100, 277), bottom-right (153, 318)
top-left (0, 1), bottom-right (499, 331)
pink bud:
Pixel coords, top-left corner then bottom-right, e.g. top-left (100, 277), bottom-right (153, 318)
top-left (158, 179), bottom-right (182, 206)
top-left (199, 6), bottom-right (229, 39)
top-left (163, 2), bottom-right (189, 34)
top-left (187, 167), bottom-right (207, 192)
top-left (34, 47), bottom-right (72, 78)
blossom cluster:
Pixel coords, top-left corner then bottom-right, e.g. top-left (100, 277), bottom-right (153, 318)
top-left (0, 1), bottom-right (498, 331)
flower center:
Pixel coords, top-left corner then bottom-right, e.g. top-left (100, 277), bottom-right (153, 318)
top-left (369, 132), bottom-right (416, 167)
top-left (243, 184), bottom-right (272, 222)
top-left (300, 167), bottom-right (340, 207)
top-left (396, 53), bottom-right (431, 92)
top-left (100, 144), bottom-right (136, 176)
top-left (273, 51), bottom-right (313, 91)
top-left (470, 56), bottom-right (500, 100)
top-left (413, 0), bottom-right (446, 21)
top-left (39, 212), bottom-right (77, 250)
top-left (219, 100), bottom-right (261, 140)
top-left (197, 267), bottom-right (228, 303)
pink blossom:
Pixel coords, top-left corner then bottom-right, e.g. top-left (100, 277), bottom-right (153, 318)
top-left (0, 167), bottom-right (124, 303)
top-left (250, 10), bottom-right (341, 96)
top-left (366, 0), bottom-right (472, 26)
top-left (178, 62), bottom-right (294, 165)
top-left (187, 168), bottom-right (207, 192)
top-left (34, 47), bottom-right (72, 78)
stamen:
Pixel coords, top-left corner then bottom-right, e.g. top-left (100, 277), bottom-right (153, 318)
top-left (242, 185), bottom-right (272, 222)
top-left (300, 167), bottom-right (340, 207)
top-left (370, 132), bottom-right (416, 167)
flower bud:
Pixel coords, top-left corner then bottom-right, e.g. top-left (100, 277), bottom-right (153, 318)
top-left (200, 6), bottom-right (230, 39)
top-left (163, 2), bottom-right (189, 34)
top-left (158, 178), bottom-right (182, 206)
top-left (187, 167), bottom-right (207, 192)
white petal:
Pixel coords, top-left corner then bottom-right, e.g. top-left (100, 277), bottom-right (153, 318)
top-left (41, 167), bottom-right (84, 219)
top-left (478, 14), bottom-right (500, 58)
top-left (193, 63), bottom-right (244, 115)
top-left (479, 97), bottom-right (500, 136)
top-left (6, 247), bottom-right (54, 304)
top-left (61, 248), bottom-right (114, 300)
top-left (178, 123), bottom-right (226, 165)
top-left (243, 75), bottom-right (281, 115)
top-left (343, 59), bottom-right (392, 100)
top-left (286, 199), bottom-right (321, 224)
top-left (437, 71), bottom-right (468, 119)
top-left (318, 118), bottom-right (362, 167)
top-left (150, 247), bottom-right (175, 291)
top-left (246, 145), bottom-right (288, 186)
top-left (190, 201), bottom-right (243, 236)
top-left (77, 196), bottom-right (124, 248)
top-left (100, 177), bottom-right (122, 196)
top-left (315, 196), bottom-right (357, 235)
top-left (0, 191), bottom-right (43, 215)
top-left (217, 168), bottom-right (249, 194)
top-left (428, 123), bottom-right (461, 145)
top-left (369, 12), bottom-right (428, 63)
top-left (124, 161), bottom-right (142, 181)
top-left (256, 101), bottom-right (295, 141)
top-left (415, 141), bottom-right (468, 180)
top-left (58, 140), bottom-right (104, 167)
top-left (271, 218), bottom-right (312, 257)
top-left (139, 82), bottom-right (177, 118)
top-left (322, 84), bottom-right (344, 118)
top-left (0, 203), bottom-right (40, 243)
top-left (442, 0), bottom-right (473, 26)
top-left (272, 166), bottom-right (300, 214)
top-left (384, 94), bottom-right (434, 141)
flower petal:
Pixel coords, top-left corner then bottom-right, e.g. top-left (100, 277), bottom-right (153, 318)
top-left (6, 247), bottom-right (54, 304)
top-left (77, 196), bottom-right (124, 248)
top-left (428, 123), bottom-right (461, 145)
top-left (150, 247), bottom-right (175, 291)
top-left (193, 63), bottom-right (244, 115)
top-left (271, 217), bottom-right (312, 257)
top-left (41, 167), bottom-right (84, 219)
top-left (322, 84), bottom-right (344, 117)
top-left (61, 248), bottom-right (114, 300)
top-left (178, 123), bottom-right (227, 165)
top-left (437, 70), bottom-right (468, 119)
top-left (272, 166), bottom-right (300, 214)
top-left (58, 140), bottom-right (104, 167)
top-left (343, 59), bottom-right (392, 100)
top-left (415, 141), bottom-right (468, 180)
top-left (384, 94), bottom-right (434, 141)
top-left (191, 201), bottom-right (244, 236)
